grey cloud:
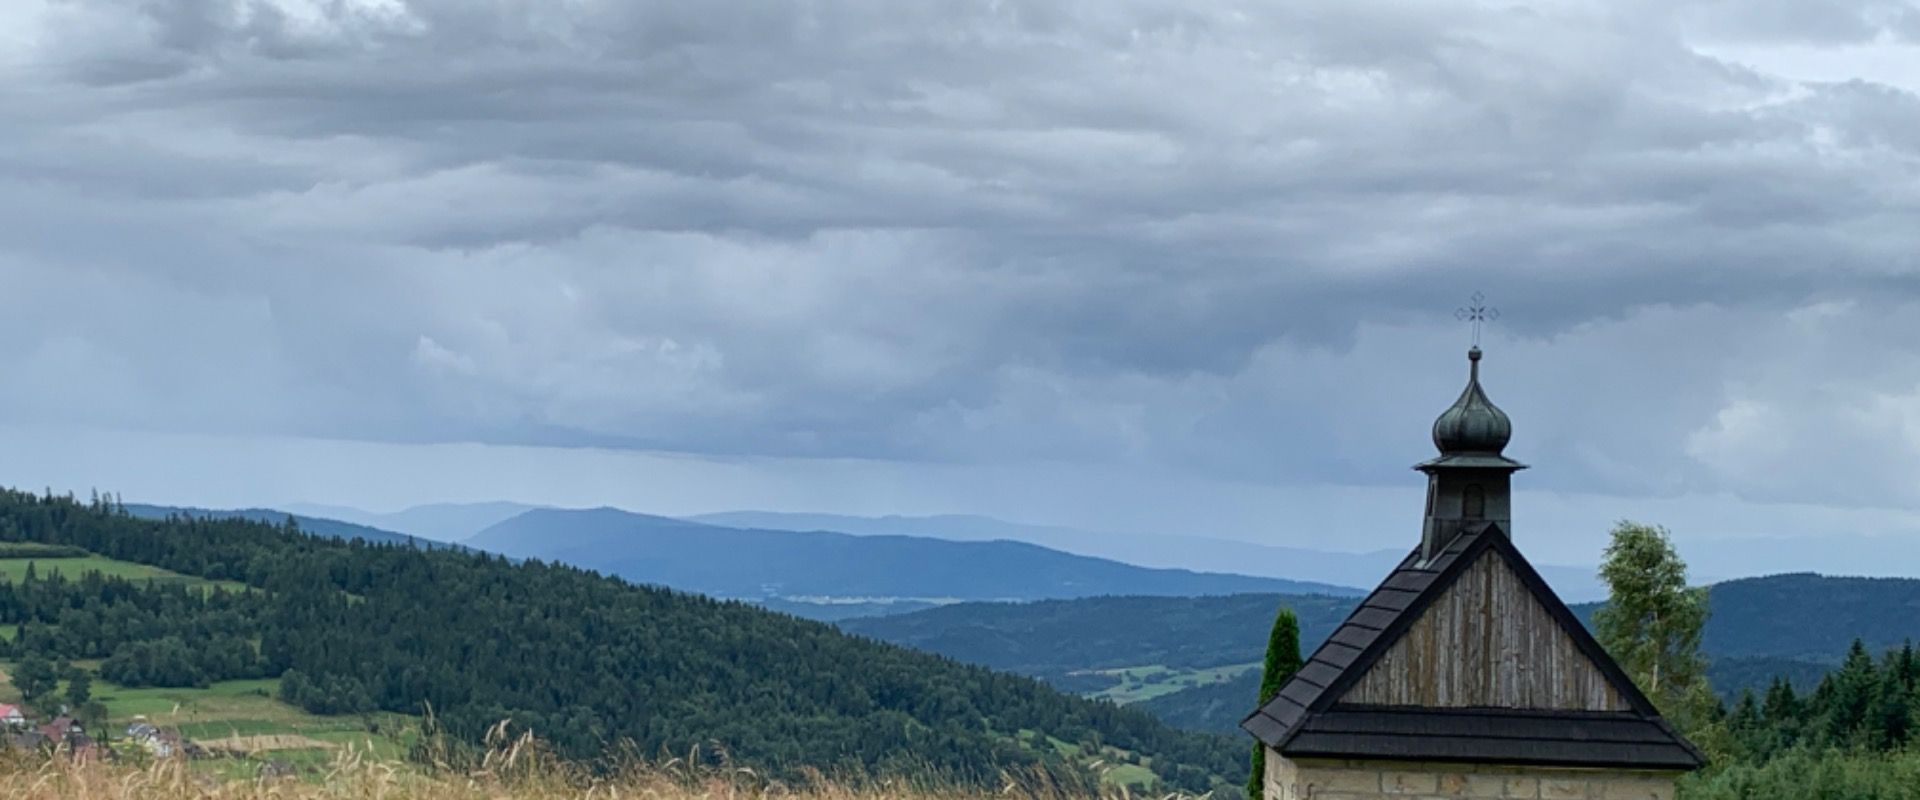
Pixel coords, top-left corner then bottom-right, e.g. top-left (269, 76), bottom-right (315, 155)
top-left (1675, 0), bottom-right (1920, 45)
top-left (4, 0), bottom-right (1920, 512)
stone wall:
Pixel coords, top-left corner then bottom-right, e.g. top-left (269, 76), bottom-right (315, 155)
top-left (1263, 752), bottom-right (1676, 800)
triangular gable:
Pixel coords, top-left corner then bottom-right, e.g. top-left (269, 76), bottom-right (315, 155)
top-left (1338, 546), bottom-right (1629, 711)
top-left (1245, 524), bottom-right (1682, 757)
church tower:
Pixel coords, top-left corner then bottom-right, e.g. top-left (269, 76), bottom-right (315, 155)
top-left (1243, 345), bottom-right (1702, 800)
top-left (1418, 346), bottom-right (1525, 562)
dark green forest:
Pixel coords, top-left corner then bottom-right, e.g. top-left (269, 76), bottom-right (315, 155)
top-left (1683, 640), bottom-right (1920, 799)
top-left (0, 489), bottom-right (1237, 793)
top-left (1724, 641), bottom-right (1920, 757)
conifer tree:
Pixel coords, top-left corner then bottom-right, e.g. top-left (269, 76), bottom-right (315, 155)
top-left (1247, 607), bottom-right (1302, 800)
top-left (1824, 640), bottom-right (1878, 744)
top-left (63, 666), bottom-right (91, 708)
top-left (1866, 662), bottom-right (1912, 748)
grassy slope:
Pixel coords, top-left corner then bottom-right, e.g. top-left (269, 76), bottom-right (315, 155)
top-left (0, 555), bottom-right (248, 593)
top-left (1086, 663), bottom-right (1258, 705)
top-left (0, 665), bottom-right (416, 777)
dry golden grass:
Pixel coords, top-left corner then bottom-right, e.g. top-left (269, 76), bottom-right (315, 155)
top-left (195, 734), bottom-right (338, 754)
top-left (0, 726), bottom-right (1186, 800)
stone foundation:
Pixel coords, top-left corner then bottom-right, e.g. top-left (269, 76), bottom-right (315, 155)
top-left (1263, 751), bottom-right (1676, 800)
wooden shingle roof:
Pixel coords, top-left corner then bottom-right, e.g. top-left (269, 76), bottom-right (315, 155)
top-left (1242, 523), bottom-right (1705, 771)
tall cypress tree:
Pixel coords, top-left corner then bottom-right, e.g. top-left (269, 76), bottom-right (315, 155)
top-left (1248, 607), bottom-right (1302, 800)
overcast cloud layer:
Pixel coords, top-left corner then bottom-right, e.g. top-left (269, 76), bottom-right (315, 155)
top-left (4, 1), bottom-right (1920, 563)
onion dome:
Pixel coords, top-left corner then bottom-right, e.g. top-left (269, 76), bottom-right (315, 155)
top-left (1431, 346), bottom-right (1511, 455)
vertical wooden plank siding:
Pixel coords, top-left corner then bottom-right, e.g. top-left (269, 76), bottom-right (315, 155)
top-left (1342, 551), bottom-right (1628, 711)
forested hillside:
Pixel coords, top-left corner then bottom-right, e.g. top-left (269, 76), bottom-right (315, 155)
top-left (0, 490), bottom-right (1237, 793)
top-left (1691, 573), bottom-right (1920, 660)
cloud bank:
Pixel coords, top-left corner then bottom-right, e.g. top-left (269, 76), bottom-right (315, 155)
top-left (3, 0), bottom-right (1920, 532)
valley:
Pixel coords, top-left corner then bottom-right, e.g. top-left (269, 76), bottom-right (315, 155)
top-left (109, 498), bottom-right (1920, 747)
top-left (5, 492), bottom-right (1912, 791)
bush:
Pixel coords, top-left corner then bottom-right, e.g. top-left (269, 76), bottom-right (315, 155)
top-left (1680, 747), bottom-right (1920, 800)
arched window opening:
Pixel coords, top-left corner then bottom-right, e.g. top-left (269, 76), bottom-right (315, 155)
top-left (1463, 484), bottom-right (1486, 519)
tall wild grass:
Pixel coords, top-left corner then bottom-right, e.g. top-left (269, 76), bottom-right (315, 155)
top-left (0, 724), bottom-right (1182, 800)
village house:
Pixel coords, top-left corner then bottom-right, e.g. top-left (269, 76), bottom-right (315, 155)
top-left (126, 718), bottom-right (183, 759)
top-left (1244, 345), bottom-right (1704, 800)
top-left (36, 716), bottom-right (96, 761)
top-left (0, 704), bottom-right (25, 727)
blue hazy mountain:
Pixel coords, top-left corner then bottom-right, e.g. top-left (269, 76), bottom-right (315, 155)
top-left (690, 510), bottom-right (1610, 602)
top-left (468, 507), bottom-right (1366, 603)
top-left (283, 501), bottom-right (540, 543)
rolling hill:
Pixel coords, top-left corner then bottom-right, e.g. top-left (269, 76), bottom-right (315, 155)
top-left (466, 507), bottom-right (1363, 606)
top-left (1, 489), bottom-right (1239, 793)
top-left (845, 573), bottom-right (1920, 735)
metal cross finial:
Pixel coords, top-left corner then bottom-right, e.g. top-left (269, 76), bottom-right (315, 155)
top-left (1455, 291), bottom-right (1499, 347)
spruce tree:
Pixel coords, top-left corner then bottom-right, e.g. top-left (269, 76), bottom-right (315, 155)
top-left (1867, 662), bottom-right (1912, 749)
top-left (1248, 607), bottom-right (1302, 800)
top-left (1824, 640), bottom-right (1878, 744)
top-left (63, 667), bottom-right (91, 708)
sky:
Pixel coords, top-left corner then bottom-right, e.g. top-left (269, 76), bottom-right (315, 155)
top-left (3, 1), bottom-right (1920, 569)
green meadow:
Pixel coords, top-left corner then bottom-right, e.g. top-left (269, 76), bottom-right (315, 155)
top-left (1012, 729), bottom-right (1158, 789)
top-left (0, 665), bottom-right (416, 777)
top-left (0, 554), bottom-right (249, 594)
top-left (1085, 662), bottom-right (1259, 704)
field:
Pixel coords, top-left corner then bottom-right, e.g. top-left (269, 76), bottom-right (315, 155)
top-left (1012, 730), bottom-right (1158, 790)
top-left (0, 554), bottom-right (248, 594)
top-left (1081, 663), bottom-right (1258, 704)
top-left (0, 665), bottom-right (416, 779)
top-left (96, 678), bottom-right (413, 764)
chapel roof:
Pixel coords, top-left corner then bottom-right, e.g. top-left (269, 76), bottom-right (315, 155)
top-left (1241, 522), bottom-right (1705, 770)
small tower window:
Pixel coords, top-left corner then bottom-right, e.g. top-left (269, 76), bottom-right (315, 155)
top-left (1463, 484), bottom-right (1486, 519)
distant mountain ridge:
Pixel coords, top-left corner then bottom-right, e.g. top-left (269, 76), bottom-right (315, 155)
top-left (691, 510), bottom-right (1611, 602)
top-left (282, 501), bottom-right (539, 543)
top-left (468, 507), bottom-right (1365, 603)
